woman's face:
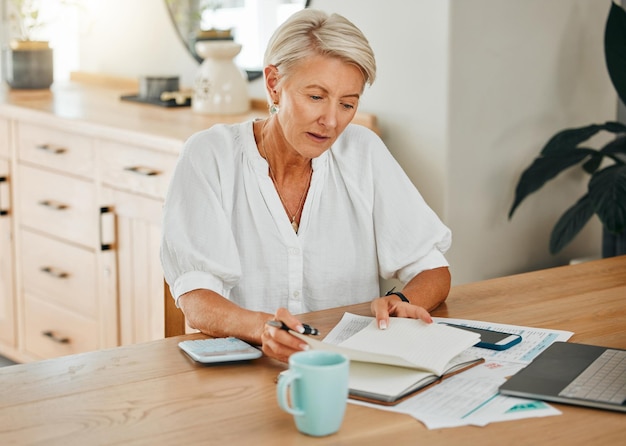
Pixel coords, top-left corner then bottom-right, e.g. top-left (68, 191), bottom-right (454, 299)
top-left (273, 54), bottom-right (365, 159)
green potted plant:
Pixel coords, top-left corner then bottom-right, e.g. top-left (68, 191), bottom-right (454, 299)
top-left (509, 1), bottom-right (626, 257)
top-left (3, 0), bottom-right (53, 89)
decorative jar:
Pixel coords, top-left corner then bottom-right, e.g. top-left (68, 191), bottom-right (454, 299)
top-left (193, 40), bottom-right (250, 114)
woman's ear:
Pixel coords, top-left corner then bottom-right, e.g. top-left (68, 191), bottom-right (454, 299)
top-left (264, 65), bottom-right (280, 100)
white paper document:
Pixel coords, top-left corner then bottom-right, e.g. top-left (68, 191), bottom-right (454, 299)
top-left (431, 317), bottom-right (573, 364)
top-left (325, 313), bottom-right (573, 429)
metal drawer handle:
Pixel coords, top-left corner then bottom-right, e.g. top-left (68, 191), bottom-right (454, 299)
top-left (0, 176), bottom-right (8, 216)
top-left (36, 144), bottom-right (67, 154)
top-left (38, 199), bottom-right (68, 210)
top-left (100, 206), bottom-right (115, 251)
top-left (40, 266), bottom-right (70, 279)
top-left (42, 330), bottom-right (70, 344)
top-left (124, 166), bottom-right (161, 176)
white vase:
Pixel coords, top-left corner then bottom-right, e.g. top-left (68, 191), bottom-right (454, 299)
top-left (193, 40), bottom-right (250, 115)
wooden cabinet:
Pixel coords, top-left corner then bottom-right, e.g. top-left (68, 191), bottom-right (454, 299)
top-left (98, 138), bottom-right (178, 345)
top-left (14, 121), bottom-right (113, 359)
top-left (0, 151), bottom-right (16, 349)
top-left (100, 188), bottom-right (166, 345)
top-left (6, 118), bottom-right (185, 359)
top-left (10, 119), bottom-right (178, 359)
top-left (0, 106), bottom-right (188, 360)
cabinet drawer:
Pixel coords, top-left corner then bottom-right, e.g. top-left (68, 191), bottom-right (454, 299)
top-left (0, 118), bottom-right (8, 158)
top-left (17, 164), bottom-right (97, 246)
top-left (24, 294), bottom-right (98, 359)
top-left (99, 140), bottom-right (177, 199)
top-left (17, 122), bottom-right (94, 178)
top-left (20, 229), bottom-right (97, 317)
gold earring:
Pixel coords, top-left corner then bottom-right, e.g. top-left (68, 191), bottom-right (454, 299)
top-left (269, 102), bottom-right (279, 115)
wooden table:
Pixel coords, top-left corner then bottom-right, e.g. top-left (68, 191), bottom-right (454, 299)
top-left (1, 256), bottom-right (625, 445)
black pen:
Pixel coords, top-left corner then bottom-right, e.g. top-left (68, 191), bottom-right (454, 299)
top-left (266, 320), bottom-right (319, 336)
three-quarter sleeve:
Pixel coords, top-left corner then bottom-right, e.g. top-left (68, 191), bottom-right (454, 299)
top-left (160, 128), bottom-right (242, 301)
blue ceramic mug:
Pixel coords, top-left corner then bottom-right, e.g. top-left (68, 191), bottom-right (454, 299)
top-left (277, 350), bottom-right (349, 437)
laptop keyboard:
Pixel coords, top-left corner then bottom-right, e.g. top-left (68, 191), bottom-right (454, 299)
top-left (559, 349), bottom-right (626, 405)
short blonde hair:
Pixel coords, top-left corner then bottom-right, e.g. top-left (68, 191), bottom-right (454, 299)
top-left (263, 9), bottom-right (376, 88)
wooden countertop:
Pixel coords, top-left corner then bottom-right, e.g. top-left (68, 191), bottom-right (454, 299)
top-left (0, 72), bottom-right (380, 154)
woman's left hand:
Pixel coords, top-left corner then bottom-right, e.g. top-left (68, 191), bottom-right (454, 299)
top-left (370, 295), bottom-right (433, 330)
top-left (371, 267), bottom-right (450, 329)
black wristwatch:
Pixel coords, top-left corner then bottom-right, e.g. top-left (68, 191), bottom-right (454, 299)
top-left (385, 288), bottom-right (410, 303)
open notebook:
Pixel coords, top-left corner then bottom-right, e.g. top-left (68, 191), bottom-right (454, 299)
top-left (292, 313), bottom-right (484, 404)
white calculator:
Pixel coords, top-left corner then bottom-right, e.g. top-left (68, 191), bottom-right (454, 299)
top-left (178, 337), bottom-right (263, 363)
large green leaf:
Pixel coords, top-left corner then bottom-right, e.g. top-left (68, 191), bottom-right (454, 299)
top-left (588, 164), bottom-right (626, 233)
top-left (541, 122), bottom-right (626, 155)
top-left (549, 194), bottom-right (596, 254)
top-left (510, 122), bottom-right (626, 218)
top-left (605, 1), bottom-right (626, 105)
top-left (509, 148), bottom-right (597, 218)
top-left (540, 124), bottom-right (603, 155)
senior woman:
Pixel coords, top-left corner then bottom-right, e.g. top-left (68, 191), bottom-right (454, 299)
top-left (161, 9), bottom-right (451, 363)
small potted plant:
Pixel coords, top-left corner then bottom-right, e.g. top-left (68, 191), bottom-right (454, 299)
top-left (2, 0), bottom-right (54, 89)
top-left (509, 1), bottom-right (626, 257)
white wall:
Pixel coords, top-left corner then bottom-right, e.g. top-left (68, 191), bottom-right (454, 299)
top-left (446, 0), bottom-right (612, 281)
top-left (77, 0), bottom-right (198, 85)
top-left (71, 0), bottom-right (614, 285)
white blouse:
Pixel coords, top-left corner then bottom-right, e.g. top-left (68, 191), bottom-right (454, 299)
top-left (161, 121), bottom-right (451, 314)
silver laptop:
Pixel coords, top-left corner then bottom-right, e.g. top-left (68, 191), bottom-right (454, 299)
top-left (499, 342), bottom-right (626, 413)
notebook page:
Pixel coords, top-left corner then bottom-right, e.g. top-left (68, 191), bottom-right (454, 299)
top-left (338, 318), bottom-right (479, 375)
top-left (293, 333), bottom-right (426, 369)
top-left (350, 349), bottom-right (482, 389)
top-left (348, 361), bottom-right (436, 401)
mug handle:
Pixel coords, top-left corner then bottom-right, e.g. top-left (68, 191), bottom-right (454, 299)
top-left (276, 371), bottom-right (305, 416)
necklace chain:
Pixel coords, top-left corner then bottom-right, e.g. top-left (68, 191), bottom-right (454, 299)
top-left (260, 121), bottom-right (312, 233)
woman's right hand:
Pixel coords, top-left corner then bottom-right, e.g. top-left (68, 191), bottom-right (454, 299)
top-left (261, 308), bottom-right (310, 363)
